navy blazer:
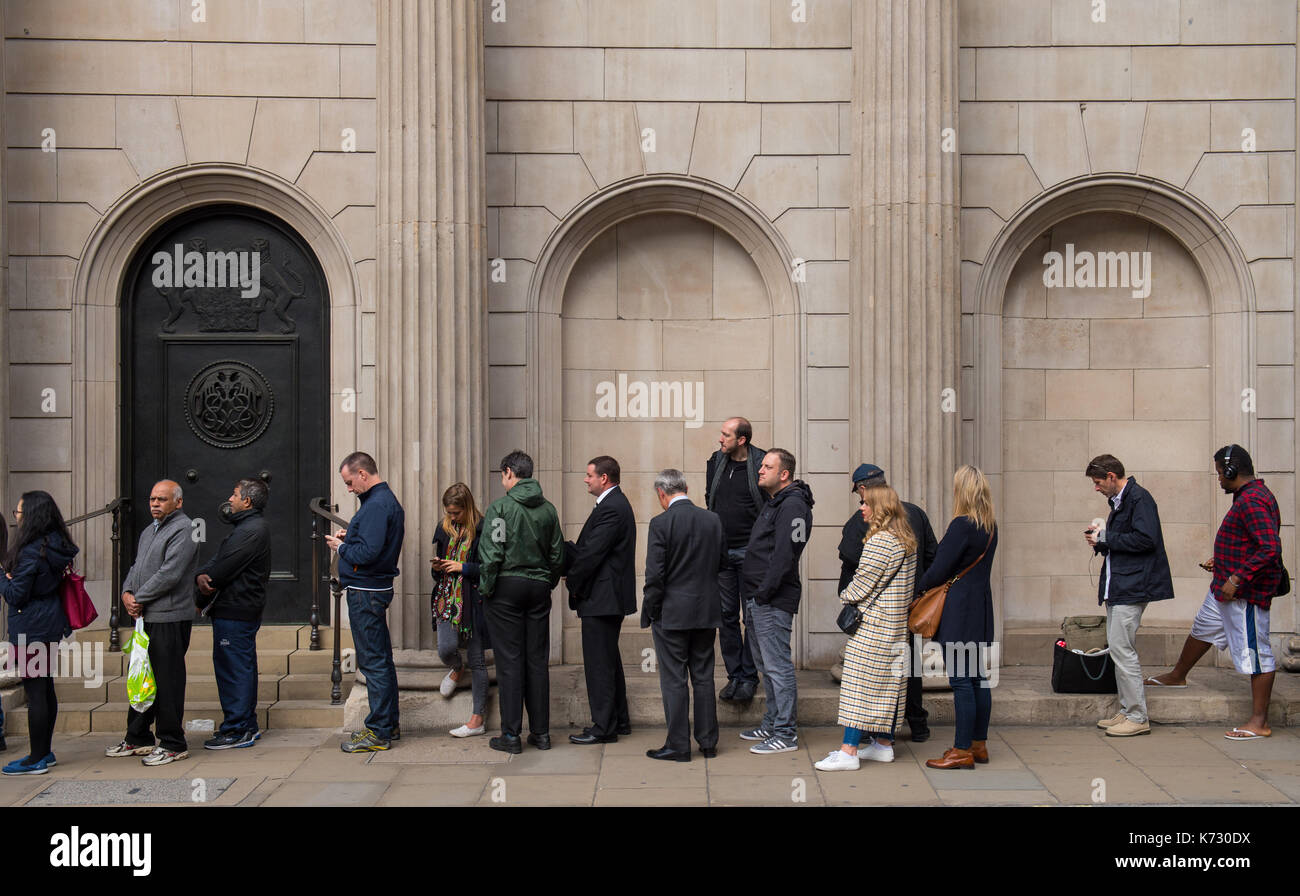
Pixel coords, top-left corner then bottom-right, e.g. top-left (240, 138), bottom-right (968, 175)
top-left (641, 498), bottom-right (727, 630)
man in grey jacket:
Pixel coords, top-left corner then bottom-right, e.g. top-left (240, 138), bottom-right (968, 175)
top-left (105, 480), bottom-right (199, 766)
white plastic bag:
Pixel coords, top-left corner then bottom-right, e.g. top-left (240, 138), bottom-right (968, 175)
top-left (123, 617), bottom-right (156, 712)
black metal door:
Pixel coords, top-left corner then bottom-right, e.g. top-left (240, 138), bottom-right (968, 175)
top-left (123, 206), bottom-right (328, 623)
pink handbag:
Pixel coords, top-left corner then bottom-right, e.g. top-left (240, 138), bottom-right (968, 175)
top-left (61, 567), bottom-right (98, 630)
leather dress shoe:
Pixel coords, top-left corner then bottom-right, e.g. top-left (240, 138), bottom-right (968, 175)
top-left (527, 733), bottom-right (552, 751)
top-left (569, 732), bottom-right (617, 745)
top-left (489, 734), bottom-right (522, 755)
top-left (699, 746), bottom-right (718, 758)
top-left (925, 747), bottom-right (975, 770)
top-left (970, 740), bottom-right (989, 764)
top-left (646, 746), bottom-right (691, 762)
top-left (584, 725), bottom-right (632, 737)
top-left (719, 680), bottom-right (738, 702)
top-left (732, 681), bottom-right (757, 702)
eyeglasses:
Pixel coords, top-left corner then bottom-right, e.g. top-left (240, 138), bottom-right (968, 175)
top-left (12, 509), bottom-right (21, 517)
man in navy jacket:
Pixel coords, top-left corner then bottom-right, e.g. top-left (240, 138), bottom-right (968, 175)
top-left (1084, 454), bottom-right (1173, 737)
top-left (326, 452), bottom-right (405, 752)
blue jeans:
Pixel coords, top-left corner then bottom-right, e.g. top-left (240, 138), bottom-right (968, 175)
top-left (745, 598), bottom-right (797, 739)
top-left (948, 643), bottom-right (990, 750)
top-left (347, 588), bottom-right (399, 739)
top-left (718, 551), bottom-right (758, 684)
top-left (437, 619), bottom-right (488, 717)
top-left (212, 617), bottom-right (261, 734)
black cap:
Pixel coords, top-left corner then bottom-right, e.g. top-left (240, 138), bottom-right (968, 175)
top-left (851, 463), bottom-right (885, 491)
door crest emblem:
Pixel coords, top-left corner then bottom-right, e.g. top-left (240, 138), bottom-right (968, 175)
top-left (184, 360), bottom-right (275, 448)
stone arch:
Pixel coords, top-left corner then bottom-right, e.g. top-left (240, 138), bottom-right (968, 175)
top-left (970, 174), bottom-right (1256, 476)
top-left (525, 174), bottom-right (807, 487)
top-left (70, 164), bottom-right (362, 574)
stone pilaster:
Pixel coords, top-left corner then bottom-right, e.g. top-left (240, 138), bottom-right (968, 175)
top-left (849, 0), bottom-right (960, 519)
top-left (375, 0), bottom-right (488, 650)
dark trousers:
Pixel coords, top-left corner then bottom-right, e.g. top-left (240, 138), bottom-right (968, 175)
top-left (905, 635), bottom-right (928, 732)
top-left (126, 619), bottom-right (192, 752)
top-left (347, 588), bottom-right (399, 740)
top-left (212, 617), bottom-right (261, 735)
top-left (652, 625), bottom-right (718, 752)
top-left (21, 676), bottom-right (57, 760)
top-left (485, 576), bottom-right (551, 737)
top-left (717, 552), bottom-right (757, 684)
top-left (581, 614), bottom-right (629, 737)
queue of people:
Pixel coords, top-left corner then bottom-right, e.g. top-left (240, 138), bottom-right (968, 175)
top-left (0, 432), bottom-right (1285, 773)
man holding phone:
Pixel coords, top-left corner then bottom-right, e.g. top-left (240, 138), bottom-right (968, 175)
top-left (1083, 455), bottom-right (1174, 737)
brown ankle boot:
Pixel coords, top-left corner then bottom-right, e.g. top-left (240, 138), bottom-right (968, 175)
top-left (970, 740), bottom-right (989, 764)
top-left (926, 747), bottom-right (975, 770)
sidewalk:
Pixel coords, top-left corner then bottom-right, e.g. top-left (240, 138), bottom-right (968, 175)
top-left (2, 722), bottom-right (1297, 806)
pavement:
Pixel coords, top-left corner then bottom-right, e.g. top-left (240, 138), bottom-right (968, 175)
top-left (2, 722), bottom-right (1298, 806)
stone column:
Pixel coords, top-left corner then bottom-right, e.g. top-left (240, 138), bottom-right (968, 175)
top-left (849, 0), bottom-right (959, 519)
top-left (375, 0), bottom-right (488, 650)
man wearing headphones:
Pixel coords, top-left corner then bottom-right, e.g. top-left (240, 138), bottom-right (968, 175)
top-left (1147, 445), bottom-right (1285, 740)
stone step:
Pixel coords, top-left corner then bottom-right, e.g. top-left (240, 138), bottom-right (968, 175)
top-left (351, 663), bottom-right (1300, 733)
top-left (1001, 626), bottom-right (1243, 668)
top-left (75, 624), bottom-right (306, 651)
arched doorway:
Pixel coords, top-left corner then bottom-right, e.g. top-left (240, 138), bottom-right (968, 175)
top-left (121, 205), bottom-right (329, 622)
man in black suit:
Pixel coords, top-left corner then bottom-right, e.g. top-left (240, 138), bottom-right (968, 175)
top-left (642, 469), bottom-right (727, 762)
top-left (565, 455), bottom-right (637, 745)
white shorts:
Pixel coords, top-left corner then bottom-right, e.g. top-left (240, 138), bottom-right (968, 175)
top-left (1189, 589), bottom-right (1275, 675)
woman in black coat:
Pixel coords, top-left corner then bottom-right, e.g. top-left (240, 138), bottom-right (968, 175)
top-left (916, 466), bottom-right (997, 770)
top-left (431, 483), bottom-right (491, 738)
top-left (0, 491), bottom-right (79, 775)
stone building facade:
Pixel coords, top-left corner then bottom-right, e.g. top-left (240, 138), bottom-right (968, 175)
top-left (1, 0), bottom-right (1296, 671)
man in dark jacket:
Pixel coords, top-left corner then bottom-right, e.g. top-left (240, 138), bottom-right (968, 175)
top-left (565, 456), bottom-right (637, 745)
top-left (740, 448), bottom-right (814, 754)
top-left (642, 469), bottom-right (727, 762)
top-left (326, 452), bottom-right (405, 753)
top-left (705, 417), bottom-right (765, 703)
top-left (195, 478), bottom-right (272, 750)
top-left (1083, 454), bottom-right (1174, 738)
top-left (838, 463), bottom-right (938, 742)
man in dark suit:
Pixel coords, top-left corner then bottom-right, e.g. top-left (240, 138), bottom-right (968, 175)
top-left (642, 469), bottom-right (727, 762)
top-left (565, 455), bottom-right (637, 745)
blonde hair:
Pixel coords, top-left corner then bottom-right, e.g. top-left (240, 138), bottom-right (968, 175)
top-left (859, 483), bottom-right (917, 556)
top-left (440, 482), bottom-right (483, 539)
top-left (952, 464), bottom-right (996, 533)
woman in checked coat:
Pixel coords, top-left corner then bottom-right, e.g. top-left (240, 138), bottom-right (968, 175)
top-left (816, 482), bottom-right (917, 771)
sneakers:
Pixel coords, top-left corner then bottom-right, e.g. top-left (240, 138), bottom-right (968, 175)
top-left (440, 670), bottom-right (459, 698)
top-left (1097, 712), bottom-right (1126, 730)
top-left (750, 735), bottom-right (798, 754)
top-left (1105, 718), bottom-right (1151, 737)
top-left (141, 747), bottom-right (189, 767)
top-left (814, 749), bottom-right (860, 771)
top-left (739, 727), bottom-right (772, 742)
top-left (340, 728), bottom-right (391, 753)
top-left (105, 740), bottom-right (154, 758)
top-left (43, 752), bottom-right (57, 767)
top-left (2, 755), bottom-right (49, 776)
top-left (204, 730), bottom-right (259, 750)
top-left (860, 741), bottom-right (895, 763)
top-left (450, 724), bottom-right (485, 738)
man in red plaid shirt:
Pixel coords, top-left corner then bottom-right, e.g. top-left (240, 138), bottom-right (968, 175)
top-left (1147, 445), bottom-right (1286, 739)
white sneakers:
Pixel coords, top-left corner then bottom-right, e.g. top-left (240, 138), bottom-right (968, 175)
top-left (440, 670), bottom-right (459, 698)
top-left (815, 750), bottom-right (860, 771)
top-left (814, 741), bottom-right (895, 771)
top-left (449, 724), bottom-right (485, 738)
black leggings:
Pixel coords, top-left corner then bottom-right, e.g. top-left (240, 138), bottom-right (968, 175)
top-left (22, 676), bottom-right (57, 760)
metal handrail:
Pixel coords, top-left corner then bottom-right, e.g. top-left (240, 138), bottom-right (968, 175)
top-left (63, 497), bottom-right (132, 651)
top-left (309, 496), bottom-right (349, 704)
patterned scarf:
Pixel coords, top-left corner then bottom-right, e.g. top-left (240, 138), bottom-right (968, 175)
top-left (433, 528), bottom-right (473, 636)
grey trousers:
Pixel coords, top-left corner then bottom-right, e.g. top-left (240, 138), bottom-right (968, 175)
top-left (1106, 602), bottom-right (1147, 723)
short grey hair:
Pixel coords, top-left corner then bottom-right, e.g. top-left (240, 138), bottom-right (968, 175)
top-left (653, 468), bottom-right (688, 496)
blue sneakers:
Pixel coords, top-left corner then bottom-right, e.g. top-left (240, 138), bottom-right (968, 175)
top-left (2, 755), bottom-right (50, 776)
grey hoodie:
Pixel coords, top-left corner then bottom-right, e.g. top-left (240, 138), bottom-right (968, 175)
top-left (122, 510), bottom-right (200, 623)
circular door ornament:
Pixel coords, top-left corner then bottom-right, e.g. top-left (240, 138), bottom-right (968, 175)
top-left (184, 360), bottom-right (274, 448)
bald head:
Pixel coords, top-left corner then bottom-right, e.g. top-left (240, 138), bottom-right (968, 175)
top-left (149, 479), bottom-right (183, 520)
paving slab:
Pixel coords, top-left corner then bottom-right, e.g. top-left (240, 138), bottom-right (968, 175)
top-left (1141, 764), bottom-right (1293, 803)
top-left (393, 764), bottom-right (497, 785)
top-left (378, 781), bottom-right (488, 806)
top-left (366, 735), bottom-right (510, 764)
top-left (934, 788), bottom-right (1059, 805)
top-left (1103, 727), bottom-right (1243, 765)
top-left (707, 773), bottom-right (826, 806)
top-left (26, 777), bottom-right (235, 806)
top-left (598, 753), bottom-right (708, 787)
top-left (261, 781), bottom-right (389, 807)
top-left (1238, 761), bottom-right (1300, 801)
top-left (474, 773), bottom-right (597, 806)
top-left (286, 751), bottom-right (401, 782)
top-left (815, 761), bottom-right (941, 806)
top-left (1029, 765), bottom-right (1174, 805)
top-left (508, 743), bottom-right (605, 774)
top-left (594, 786), bottom-right (709, 806)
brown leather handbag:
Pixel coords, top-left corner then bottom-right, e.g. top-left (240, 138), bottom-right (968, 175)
top-left (908, 531), bottom-right (993, 639)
